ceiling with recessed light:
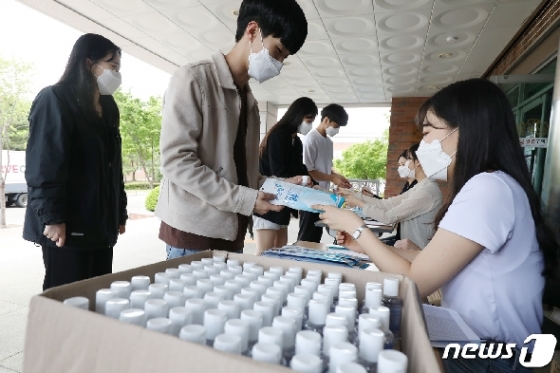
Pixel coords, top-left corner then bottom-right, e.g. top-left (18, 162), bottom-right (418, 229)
top-left (17, 0), bottom-right (541, 105)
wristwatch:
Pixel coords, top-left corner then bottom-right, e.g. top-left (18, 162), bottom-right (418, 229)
top-left (352, 224), bottom-right (368, 240)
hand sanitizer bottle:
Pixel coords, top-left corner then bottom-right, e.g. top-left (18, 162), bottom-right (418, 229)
top-left (381, 278), bottom-right (402, 339)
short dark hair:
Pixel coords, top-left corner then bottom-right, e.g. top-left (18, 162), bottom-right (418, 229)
top-left (321, 104), bottom-right (349, 126)
top-left (235, 0), bottom-right (308, 54)
top-left (397, 150), bottom-right (408, 161)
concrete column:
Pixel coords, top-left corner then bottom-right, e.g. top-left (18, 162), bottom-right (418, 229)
top-left (258, 101), bottom-right (278, 142)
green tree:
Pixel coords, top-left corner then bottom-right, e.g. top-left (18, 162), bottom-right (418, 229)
top-left (114, 90), bottom-right (162, 189)
top-left (0, 56), bottom-right (33, 227)
top-left (333, 130), bottom-right (388, 180)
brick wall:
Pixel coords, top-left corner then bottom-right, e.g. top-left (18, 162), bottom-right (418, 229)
top-left (485, 0), bottom-right (560, 76)
top-left (385, 97), bottom-right (427, 197)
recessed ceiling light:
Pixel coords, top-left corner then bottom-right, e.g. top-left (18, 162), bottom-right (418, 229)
top-left (283, 61), bottom-right (291, 66)
top-left (307, 89), bottom-right (315, 93)
top-left (232, 9), bottom-right (239, 16)
top-left (446, 36), bottom-right (458, 43)
top-left (438, 52), bottom-right (453, 59)
top-left (427, 85), bottom-right (439, 90)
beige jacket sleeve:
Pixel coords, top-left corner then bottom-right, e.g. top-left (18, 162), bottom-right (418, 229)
top-left (160, 67), bottom-right (258, 217)
top-left (361, 185), bottom-right (438, 224)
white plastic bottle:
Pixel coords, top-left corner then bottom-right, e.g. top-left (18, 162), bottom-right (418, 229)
top-left (329, 342), bottom-right (358, 373)
top-left (381, 278), bottom-right (402, 339)
top-left (369, 306), bottom-right (394, 349)
top-left (357, 328), bottom-right (384, 372)
top-left (377, 350), bottom-right (408, 373)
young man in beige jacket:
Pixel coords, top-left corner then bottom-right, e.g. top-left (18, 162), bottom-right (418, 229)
top-left (156, 0), bottom-right (308, 259)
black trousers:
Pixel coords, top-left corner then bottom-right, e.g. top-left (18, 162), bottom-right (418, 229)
top-left (297, 211), bottom-right (323, 243)
top-left (42, 243), bottom-right (113, 291)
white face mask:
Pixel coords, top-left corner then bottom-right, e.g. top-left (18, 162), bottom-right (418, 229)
top-left (248, 30), bottom-right (283, 84)
top-left (299, 121), bottom-right (312, 136)
top-left (398, 160), bottom-right (416, 179)
top-left (96, 66), bottom-right (122, 95)
top-left (326, 126), bottom-right (339, 138)
top-left (416, 128), bottom-right (458, 181)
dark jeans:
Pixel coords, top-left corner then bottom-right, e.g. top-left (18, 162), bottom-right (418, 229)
top-left (297, 211), bottom-right (323, 243)
top-left (42, 243), bottom-right (113, 290)
top-left (166, 245), bottom-right (243, 260)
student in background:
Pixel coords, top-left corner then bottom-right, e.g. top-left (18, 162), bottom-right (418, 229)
top-left (157, 0), bottom-right (308, 259)
top-left (24, 34), bottom-right (128, 290)
top-left (297, 104), bottom-right (351, 243)
top-left (397, 147), bottom-right (418, 194)
top-left (339, 143), bottom-right (441, 249)
top-left (318, 79), bottom-right (559, 373)
top-left (253, 97), bottom-right (318, 254)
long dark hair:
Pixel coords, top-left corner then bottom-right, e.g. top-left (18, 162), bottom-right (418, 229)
top-left (406, 143), bottom-right (420, 162)
top-left (58, 33), bottom-right (121, 117)
top-left (259, 97), bottom-right (318, 157)
top-left (416, 78), bottom-right (559, 278)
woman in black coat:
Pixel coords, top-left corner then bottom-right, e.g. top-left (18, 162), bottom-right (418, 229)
top-left (24, 34), bottom-right (127, 290)
top-left (253, 97), bottom-right (318, 254)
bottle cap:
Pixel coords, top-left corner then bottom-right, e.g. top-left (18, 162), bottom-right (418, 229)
top-left (220, 270), bottom-right (236, 281)
top-left (212, 255), bottom-right (226, 263)
top-left (144, 299), bottom-right (169, 320)
top-left (214, 285), bottom-right (233, 301)
top-left (273, 316), bottom-right (297, 349)
top-left (257, 276), bottom-right (274, 288)
top-left (287, 293), bottom-right (307, 312)
top-left (243, 262), bottom-right (256, 271)
top-left (241, 287), bottom-right (260, 301)
top-left (307, 269), bottom-right (322, 278)
top-left (249, 265), bottom-right (265, 277)
top-left (268, 286), bottom-right (286, 302)
top-left (365, 288), bottom-right (382, 309)
top-left (146, 317), bottom-right (172, 334)
top-left (154, 272), bottom-right (173, 286)
top-left (233, 293), bottom-right (254, 311)
top-left (327, 272), bottom-right (343, 281)
top-left (308, 299), bottom-right (329, 326)
top-left (180, 325), bottom-right (206, 344)
top-left (129, 290), bottom-right (152, 309)
top-left (169, 279), bottom-right (188, 292)
top-left (169, 307), bottom-right (193, 336)
top-left (224, 319), bottom-right (250, 352)
top-left (183, 285), bottom-right (202, 300)
top-left (322, 325), bottom-right (348, 356)
top-left (214, 334), bottom-right (242, 355)
top-left (258, 326), bottom-right (284, 348)
top-left (226, 259), bottom-right (240, 268)
top-left (193, 269), bottom-right (208, 281)
top-left (218, 300), bottom-right (241, 319)
top-left (203, 309), bottom-right (227, 340)
top-left (377, 350), bottom-right (408, 373)
top-left (130, 275), bottom-right (150, 291)
top-left (165, 268), bottom-right (182, 279)
top-left (252, 343), bottom-right (282, 364)
top-left (358, 314), bottom-right (381, 334)
top-left (224, 279), bottom-right (243, 294)
top-left (301, 278), bottom-right (317, 292)
top-left (329, 342), bottom-right (358, 373)
top-left (326, 313), bottom-right (348, 328)
top-left (178, 264), bottom-right (193, 274)
top-left (184, 298), bottom-right (207, 325)
top-left (337, 363), bottom-right (367, 373)
top-left (269, 266), bottom-right (284, 276)
top-left (63, 296), bottom-right (89, 310)
top-left (119, 308), bottom-right (146, 327)
top-left (383, 278), bottom-right (399, 297)
top-left (190, 261), bottom-right (205, 270)
top-left (201, 258), bottom-right (214, 265)
top-left (338, 283), bottom-right (356, 293)
top-left (210, 275), bottom-right (226, 286)
top-left (324, 278), bottom-right (340, 297)
top-left (291, 354), bottom-right (323, 373)
top-left (164, 291), bottom-right (186, 309)
top-left (111, 281), bottom-right (133, 299)
top-left (358, 328), bottom-right (384, 363)
top-left (148, 283), bottom-right (168, 299)
top-left (282, 307), bottom-right (303, 331)
top-left (369, 306), bottom-right (390, 333)
top-left (250, 281), bottom-right (268, 296)
top-left (241, 309), bottom-right (263, 342)
top-left (295, 330), bottom-right (322, 356)
top-left (253, 301), bottom-right (275, 327)
top-left (337, 297), bottom-right (358, 310)
top-left (180, 273), bottom-right (197, 286)
top-left (204, 266), bottom-right (220, 276)
top-left (335, 305), bottom-right (356, 332)
top-left (197, 279), bottom-right (214, 295)
top-left (203, 292), bottom-right (224, 309)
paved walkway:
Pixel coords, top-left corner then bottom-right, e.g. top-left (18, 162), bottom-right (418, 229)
top-left (0, 191), bottom-right (333, 372)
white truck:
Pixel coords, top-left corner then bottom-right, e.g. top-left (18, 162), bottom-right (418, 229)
top-left (2, 150), bottom-right (27, 207)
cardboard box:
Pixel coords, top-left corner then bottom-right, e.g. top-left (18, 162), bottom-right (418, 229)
top-left (23, 251), bottom-right (441, 373)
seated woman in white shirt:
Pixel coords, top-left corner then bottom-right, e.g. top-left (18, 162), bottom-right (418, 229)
top-left (315, 78), bottom-right (558, 373)
top-left (338, 143), bottom-right (442, 249)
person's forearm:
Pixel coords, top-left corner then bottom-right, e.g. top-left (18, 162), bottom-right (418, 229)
top-left (389, 246), bottom-right (420, 262)
top-left (308, 170), bottom-right (332, 182)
